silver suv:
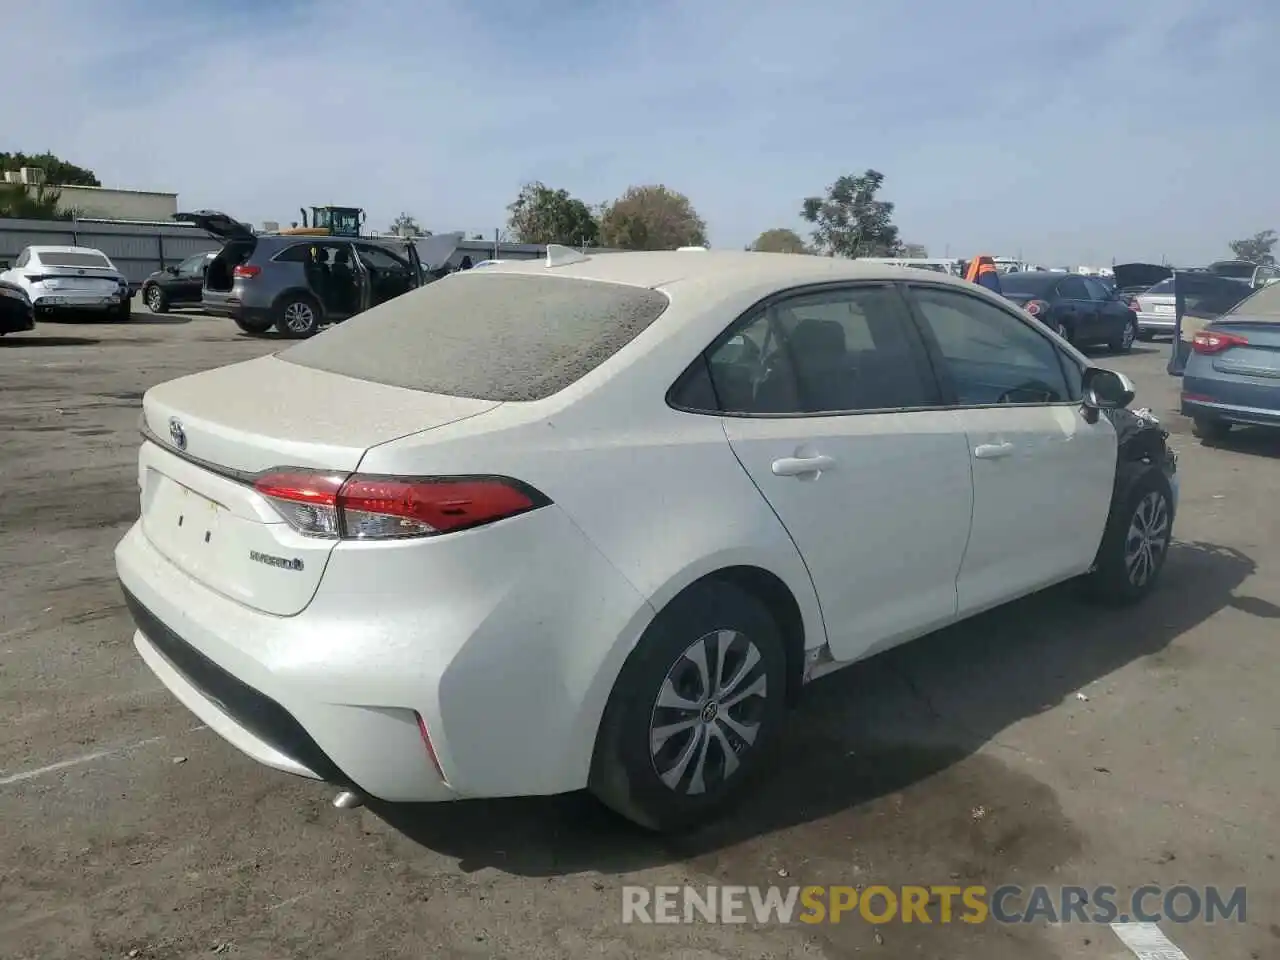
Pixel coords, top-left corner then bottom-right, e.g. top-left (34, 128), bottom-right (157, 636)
top-left (174, 211), bottom-right (425, 337)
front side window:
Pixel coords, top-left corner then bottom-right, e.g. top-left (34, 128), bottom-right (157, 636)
top-left (177, 254), bottom-right (208, 276)
top-left (703, 285), bottom-right (938, 415)
top-left (1081, 277), bottom-right (1112, 301)
top-left (356, 244), bottom-right (410, 273)
top-left (909, 286), bottom-right (1074, 405)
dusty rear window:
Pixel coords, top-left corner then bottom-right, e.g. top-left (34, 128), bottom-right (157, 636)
top-left (278, 272), bottom-right (670, 401)
top-left (38, 251), bottom-right (113, 268)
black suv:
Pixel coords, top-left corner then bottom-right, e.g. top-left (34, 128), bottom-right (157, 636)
top-left (140, 251), bottom-right (216, 313)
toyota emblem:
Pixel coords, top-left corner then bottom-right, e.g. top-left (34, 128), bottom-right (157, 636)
top-left (168, 417), bottom-right (187, 450)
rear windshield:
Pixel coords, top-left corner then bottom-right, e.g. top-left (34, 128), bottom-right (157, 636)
top-left (1224, 281), bottom-right (1280, 320)
top-left (38, 251), bottom-right (112, 268)
top-left (1145, 279), bottom-right (1174, 294)
top-left (279, 272), bottom-right (670, 401)
top-left (1208, 261), bottom-right (1255, 280)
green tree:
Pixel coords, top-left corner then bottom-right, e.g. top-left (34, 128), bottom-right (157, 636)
top-left (506, 182), bottom-right (599, 246)
top-left (0, 151), bottom-right (100, 186)
top-left (599, 184), bottom-right (708, 250)
top-left (801, 170), bottom-right (902, 258)
top-left (900, 242), bottom-right (929, 258)
top-left (751, 228), bottom-right (811, 254)
top-left (0, 183), bottom-right (74, 220)
top-left (1228, 230), bottom-right (1277, 265)
top-left (388, 212), bottom-right (428, 237)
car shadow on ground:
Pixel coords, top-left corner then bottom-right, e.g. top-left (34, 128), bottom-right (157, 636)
top-left (1195, 427), bottom-right (1280, 461)
top-left (125, 314), bottom-right (195, 325)
top-left (372, 539), bottom-right (1260, 877)
top-left (1, 335), bottom-right (100, 347)
top-left (1079, 343), bottom-right (1163, 358)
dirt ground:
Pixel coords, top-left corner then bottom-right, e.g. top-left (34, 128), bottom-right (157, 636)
top-left (1, 302), bottom-right (1277, 960)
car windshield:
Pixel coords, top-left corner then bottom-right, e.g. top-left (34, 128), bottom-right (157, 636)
top-left (39, 251), bottom-right (112, 269)
top-left (279, 273), bottom-right (670, 401)
top-left (998, 273), bottom-right (1058, 296)
top-left (1224, 281), bottom-right (1280, 320)
top-left (1145, 279), bottom-right (1174, 294)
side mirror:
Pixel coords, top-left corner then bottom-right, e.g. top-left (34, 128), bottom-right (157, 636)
top-left (1082, 367), bottom-right (1135, 411)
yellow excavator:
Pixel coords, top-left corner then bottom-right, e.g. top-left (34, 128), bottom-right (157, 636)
top-left (278, 205), bottom-right (367, 238)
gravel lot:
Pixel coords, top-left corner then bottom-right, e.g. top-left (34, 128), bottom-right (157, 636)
top-left (2, 301), bottom-right (1277, 960)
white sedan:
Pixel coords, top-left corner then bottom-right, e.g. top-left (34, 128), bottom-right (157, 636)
top-left (1, 245), bottom-right (131, 319)
top-left (115, 248), bottom-right (1178, 831)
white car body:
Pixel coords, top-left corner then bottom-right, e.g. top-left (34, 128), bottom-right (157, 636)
top-left (0, 245), bottom-right (128, 313)
top-left (115, 250), bottom-right (1175, 829)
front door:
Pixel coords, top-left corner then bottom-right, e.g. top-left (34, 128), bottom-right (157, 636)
top-left (1055, 275), bottom-right (1100, 341)
top-left (713, 283), bottom-right (975, 662)
top-left (905, 284), bottom-right (1116, 615)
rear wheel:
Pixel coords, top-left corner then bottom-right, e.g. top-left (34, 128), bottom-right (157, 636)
top-left (145, 285), bottom-right (168, 314)
top-left (233, 315), bottom-right (274, 335)
top-left (589, 580), bottom-right (788, 832)
top-left (274, 296), bottom-right (322, 338)
top-left (1109, 318), bottom-right (1137, 353)
top-left (1192, 417), bottom-right (1232, 441)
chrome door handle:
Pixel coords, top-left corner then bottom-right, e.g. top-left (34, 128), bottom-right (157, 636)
top-left (771, 455), bottom-right (835, 476)
top-left (973, 442), bottom-right (1014, 460)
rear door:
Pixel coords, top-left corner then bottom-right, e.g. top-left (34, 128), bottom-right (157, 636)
top-left (1054, 276), bottom-right (1098, 340)
top-left (714, 283), bottom-right (975, 663)
top-left (904, 283), bottom-right (1115, 615)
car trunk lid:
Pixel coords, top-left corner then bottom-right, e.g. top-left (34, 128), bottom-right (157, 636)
top-left (1204, 318), bottom-right (1280, 380)
top-left (138, 355), bottom-right (501, 614)
top-left (1113, 263), bottom-right (1172, 295)
top-left (174, 209), bottom-right (256, 242)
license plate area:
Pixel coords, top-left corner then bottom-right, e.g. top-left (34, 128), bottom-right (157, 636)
top-left (1153, 304), bottom-right (1174, 314)
top-left (143, 471), bottom-right (229, 569)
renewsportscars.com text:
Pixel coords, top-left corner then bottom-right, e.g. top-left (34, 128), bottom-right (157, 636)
top-left (621, 884), bottom-right (1247, 926)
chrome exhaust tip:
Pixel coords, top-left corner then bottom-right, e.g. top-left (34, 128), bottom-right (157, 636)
top-left (332, 790), bottom-right (365, 810)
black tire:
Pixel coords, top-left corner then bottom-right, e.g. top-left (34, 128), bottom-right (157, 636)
top-left (589, 579), bottom-right (788, 833)
top-left (1109, 318), bottom-right (1137, 353)
top-left (1083, 468), bottom-right (1174, 606)
top-left (233, 315), bottom-right (275, 335)
top-left (1192, 417), bottom-right (1231, 442)
top-left (274, 295), bottom-right (322, 338)
top-left (144, 285), bottom-right (169, 314)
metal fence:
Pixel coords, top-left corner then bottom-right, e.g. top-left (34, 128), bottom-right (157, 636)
top-left (0, 217), bottom-right (220, 290)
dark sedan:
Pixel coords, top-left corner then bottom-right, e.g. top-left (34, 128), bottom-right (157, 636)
top-left (139, 251), bottom-right (216, 313)
top-left (1181, 281), bottom-right (1280, 440)
top-left (1000, 272), bottom-right (1139, 352)
top-left (0, 279), bottom-right (34, 335)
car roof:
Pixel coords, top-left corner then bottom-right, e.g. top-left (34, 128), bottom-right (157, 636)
top-left (481, 250), bottom-right (979, 297)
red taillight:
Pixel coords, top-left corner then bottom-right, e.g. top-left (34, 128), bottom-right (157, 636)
top-left (233, 264), bottom-right (261, 279)
top-left (1192, 331), bottom-right (1249, 355)
top-left (251, 470), bottom-right (547, 539)
top-left (1025, 299), bottom-right (1047, 317)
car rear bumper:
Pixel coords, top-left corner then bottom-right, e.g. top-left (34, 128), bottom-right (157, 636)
top-left (114, 503), bottom-right (652, 802)
top-left (32, 292), bottom-right (122, 310)
top-left (1181, 395), bottom-right (1280, 428)
top-left (1137, 311), bottom-right (1176, 333)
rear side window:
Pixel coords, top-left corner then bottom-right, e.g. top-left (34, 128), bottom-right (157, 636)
top-left (38, 251), bottom-right (112, 268)
top-left (1055, 276), bottom-right (1089, 299)
top-left (279, 273), bottom-right (669, 401)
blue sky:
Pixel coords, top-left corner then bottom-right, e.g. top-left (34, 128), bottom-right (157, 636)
top-left (5, 0), bottom-right (1277, 264)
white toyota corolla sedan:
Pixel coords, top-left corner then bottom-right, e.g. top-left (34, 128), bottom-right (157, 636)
top-left (115, 248), bottom-right (1178, 831)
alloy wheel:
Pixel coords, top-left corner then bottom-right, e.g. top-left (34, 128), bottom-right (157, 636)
top-left (283, 302), bottom-right (315, 334)
top-left (648, 629), bottom-right (768, 795)
top-left (147, 288), bottom-right (163, 311)
top-left (1124, 490), bottom-right (1170, 587)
